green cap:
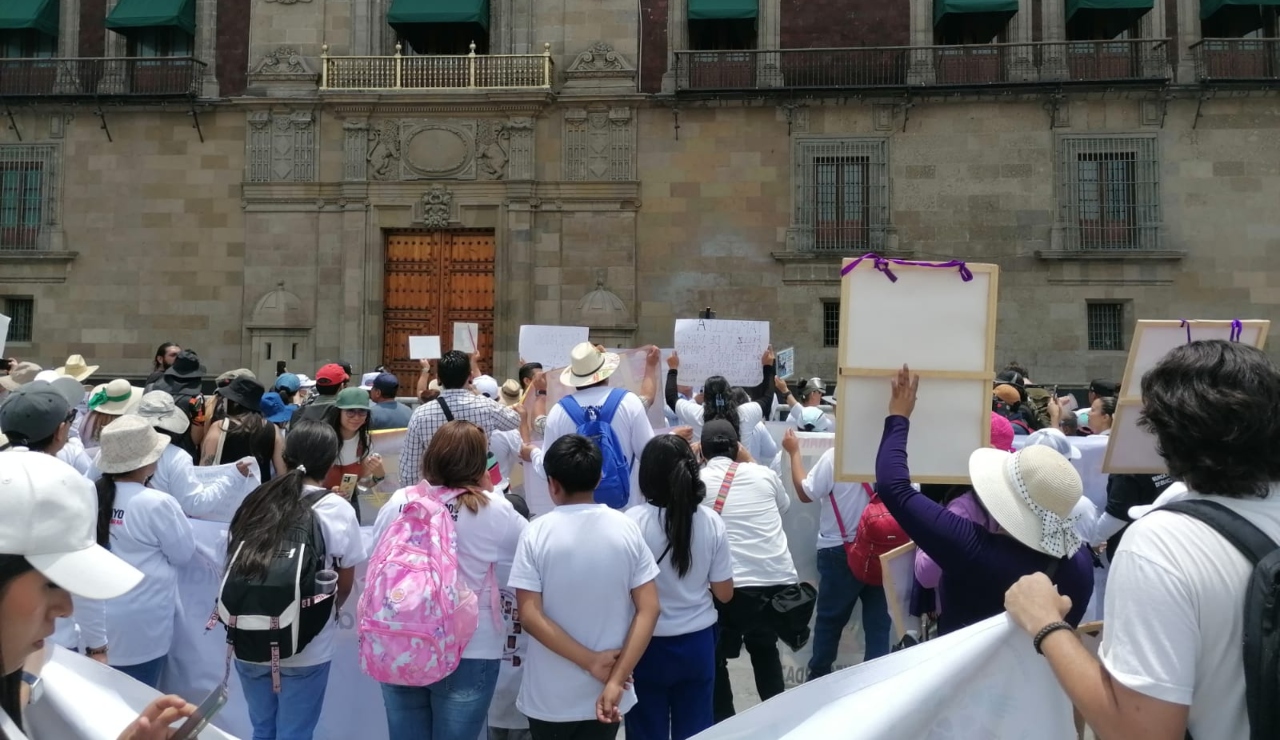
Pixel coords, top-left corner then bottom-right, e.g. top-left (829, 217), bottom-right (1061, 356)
top-left (335, 388), bottom-right (372, 411)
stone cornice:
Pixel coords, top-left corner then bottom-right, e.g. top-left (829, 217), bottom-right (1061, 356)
top-left (241, 180), bottom-right (641, 210)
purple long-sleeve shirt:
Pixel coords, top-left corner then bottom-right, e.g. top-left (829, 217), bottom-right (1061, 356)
top-left (876, 415), bottom-right (1093, 635)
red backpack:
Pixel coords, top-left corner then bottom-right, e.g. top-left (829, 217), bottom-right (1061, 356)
top-left (841, 485), bottom-right (909, 586)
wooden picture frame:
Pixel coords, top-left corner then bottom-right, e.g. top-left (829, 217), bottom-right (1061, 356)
top-left (835, 258), bottom-right (1000, 483)
top-left (1102, 319), bottom-right (1270, 474)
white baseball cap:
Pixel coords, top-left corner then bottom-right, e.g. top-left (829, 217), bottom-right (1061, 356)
top-left (0, 450), bottom-right (143, 599)
top-left (472, 374), bottom-right (501, 400)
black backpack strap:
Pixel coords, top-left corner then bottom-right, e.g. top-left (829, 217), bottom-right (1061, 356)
top-left (1044, 557), bottom-right (1061, 581)
top-left (1163, 500), bottom-right (1277, 566)
top-left (437, 396), bottom-right (454, 422)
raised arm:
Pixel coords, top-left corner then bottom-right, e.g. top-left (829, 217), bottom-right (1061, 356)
top-left (638, 346), bottom-right (660, 409)
top-left (665, 353), bottom-right (680, 413)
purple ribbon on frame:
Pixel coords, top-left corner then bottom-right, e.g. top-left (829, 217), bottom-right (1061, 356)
top-left (1179, 318), bottom-right (1244, 344)
top-left (839, 253), bottom-right (974, 283)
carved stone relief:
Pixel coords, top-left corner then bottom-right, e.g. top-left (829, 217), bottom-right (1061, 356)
top-left (356, 118), bottom-right (536, 181)
top-left (563, 107), bottom-right (635, 181)
top-left (246, 110), bottom-right (316, 183)
top-left (250, 47), bottom-right (317, 78)
top-left (415, 186), bottom-right (454, 228)
top-left (563, 41), bottom-right (637, 91)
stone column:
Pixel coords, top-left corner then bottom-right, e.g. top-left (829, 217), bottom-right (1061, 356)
top-left (1176, 0), bottom-right (1200, 83)
top-left (757, 0), bottom-right (782, 86)
top-left (196, 0), bottom-right (219, 97)
top-left (1040, 0), bottom-right (1068, 80)
top-left (1138, 0), bottom-right (1170, 77)
top-left (907, 0), bottom-right (935, 85)
top-left (661, 0), bottom-right (688, 92)
top-left (105, 0), bottom-right (125, 57)
top-left (58, 0), bottom-right (80, 56)
top-left (1007, 0), bottom-right (1036, 81)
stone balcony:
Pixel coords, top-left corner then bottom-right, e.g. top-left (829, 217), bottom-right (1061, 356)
top-left (320, 42), bottom-right (555, 91)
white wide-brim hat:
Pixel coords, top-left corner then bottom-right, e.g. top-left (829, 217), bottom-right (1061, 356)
top-left (87, 378), bottom-right (142, 416)
top-left (133, 390), bottom-right (190, 435)
top-left (560, 342), bottom-right (621, 388)
top-left (93, 415), bottom-right (170, 474)
top-left (970, 445), bottom-right (1084, 559)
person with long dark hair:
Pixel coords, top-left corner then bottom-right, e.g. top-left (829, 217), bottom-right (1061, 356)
top-left (322, 388), bottom-right (385, 521)
top-left (0, 450), bottom-right (199, 740)
top-left (664, 348), bottom-right (776, 461)
top-left (200, 377), bottom-right (285, 481)
top-left (144, 342), bottom-right (180, 387)
top-left (94, 416), bottom-right (196, 688)
top-left (624, 436), bottom-right (733, 740)
top-left (226, 421), bottom-right (367, 740)
top-left (371, 420), bottom-right (527, 739)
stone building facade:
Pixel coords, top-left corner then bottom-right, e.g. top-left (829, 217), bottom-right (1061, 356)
top-left (1, 0), bottom-right (1278, 387)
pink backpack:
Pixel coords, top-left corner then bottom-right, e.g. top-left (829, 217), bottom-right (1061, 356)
top-left (358, 484), bottom-right (479, 686)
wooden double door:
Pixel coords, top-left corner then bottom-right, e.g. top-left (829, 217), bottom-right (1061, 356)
top-left (382, 230), bottom-right (496, 391)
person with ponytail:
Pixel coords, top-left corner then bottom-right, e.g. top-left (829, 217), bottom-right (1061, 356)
top-left (93, 415), bottom-right (195, 688)
top-left (664, 347), bottom-right (776, 460)
top-left (624, 435), bottom-right (734, 740)
top-left (0, 450), bottom-right (200, 740)
top-left (226, 420), bottom-right (367, 740)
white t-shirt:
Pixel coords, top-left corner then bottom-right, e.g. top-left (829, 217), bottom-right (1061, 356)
top-left (152, 443), bottom-right (248, 520)
top-left (372, 485), bottom-right (528, 659)
top-left (539, 387), bottom-right (655, 509)
top-left (800, 448), bottom-right (872, 550)
top-left (627, 503), bottom-right (734, 637)
top-left (750, 421), bottom-right (779, 469)
top-left (106, 481), bottom-right (196, 665)
top-left (490, 429), bottom-right (522, 492)
top-left (1099, 489), bottom-right (1280, 739)
top-left (675, 398), bottom-right (765, 456)
top-left (56, 436), bottom-right (96, 477)
top-left (509, 503), bottom-right (660, 722)
top-left (249, 486), bottom-right (368, 668)
top-left (699, 457), bottom-right (797, 587)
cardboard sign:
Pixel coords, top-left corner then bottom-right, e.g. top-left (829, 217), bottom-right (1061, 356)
top-left (1103, 319), bottom-right (1270, 474)
top-left (673, 318), bottom-right (770, 387)
top-left (835, 259), bottom-right (999, 483)
top-left (408, 335), bottom-right (441, 361)
top-left (0, 313), bottom-right (8, 358)
top-left (518, 325), bottom-right (589, 369)
top-left (776, 346), bottom-right (795, 380)
top-left (880, 542), bottom-right (918, 641)
top-left (452, 322), bottom-right (478, 354)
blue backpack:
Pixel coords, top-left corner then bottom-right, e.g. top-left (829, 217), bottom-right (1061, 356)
top-left (559, 389), bottom-right (632, 509)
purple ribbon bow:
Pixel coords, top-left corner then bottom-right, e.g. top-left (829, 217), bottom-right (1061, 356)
top-left (840, 253), bottom-right (973, 283)
top-left (1180, 318), bottom-right (1244, 344)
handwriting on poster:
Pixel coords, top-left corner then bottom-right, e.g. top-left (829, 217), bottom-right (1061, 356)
top-left (673, 319), bottom-right (770, 387)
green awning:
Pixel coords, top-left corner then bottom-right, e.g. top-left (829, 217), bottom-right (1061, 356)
top-left (689, 0), bottom-right (759, 20)
top-left (105, 0), bottom-right (196, 35)
top-left (387, 0), bottom-right (490, 28)
top-left (0, 0), bottom-right (59, 38)
top-left (1201, 0), bottom-right (1280, 19)
top-left (1067, 0), bottom-right (1153, 18)
top-left (934, 0), bottom-right (1019, 25)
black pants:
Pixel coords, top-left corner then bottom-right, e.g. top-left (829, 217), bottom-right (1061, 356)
top-left (527, 718), bottom-right (620, 740)
top-left (713, 585), bottom-right (787, 722)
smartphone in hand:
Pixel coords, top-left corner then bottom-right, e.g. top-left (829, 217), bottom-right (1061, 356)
top-left (170, 685), bottom-right (228, 740)
top-left (339, 473), bottom-right (359, 497)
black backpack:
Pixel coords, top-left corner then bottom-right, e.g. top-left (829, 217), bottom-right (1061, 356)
top-left (218, 491), bottom-right (332, 671)
top-left (1164, 500), bottom-right (1280, 740)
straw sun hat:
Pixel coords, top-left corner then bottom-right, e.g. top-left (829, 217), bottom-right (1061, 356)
top-left (560, 342), bottom-right (621, 388)
top-left (133, 390), bottom-right (190, 435)
top-left (969, 444), bottom-right (1084, 559)
top-left (94, 415), bottom-right (169, 475)
top-left (87, 379), bottom-right (142, 416)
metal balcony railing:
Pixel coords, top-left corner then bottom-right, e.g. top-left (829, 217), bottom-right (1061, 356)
top-left (321, 42), bottom-right (554, 91)
top-left (674, 40), bottom-right (1170, 92)
top-left (1191, 38), bottom-right (1280, 82)
top-left (0, 57), bottom-right (205, 98)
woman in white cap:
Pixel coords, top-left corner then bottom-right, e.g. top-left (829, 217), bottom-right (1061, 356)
top-left (94, 416), bottom-right (196, 688)
top-left (874, 366), bottom-right (1094, 635)
top-left (80, 379), bottom-right (142, 450)
top-left (133, 391), bottom-right (253, 520)
top-left (0, 450), bottom-right (199, 739)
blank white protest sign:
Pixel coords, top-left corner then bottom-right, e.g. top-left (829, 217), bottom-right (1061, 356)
top-left (1103, 319), bottom-right (1270, 474)
top-left (835, 258), bottom-right (999, 483)
top-left (408, 336), bottom-right (441, 360)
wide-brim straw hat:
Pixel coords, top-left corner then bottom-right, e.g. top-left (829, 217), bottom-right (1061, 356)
top-left (133, 390), bottom-right (190, 435)
top-left (55, 354), bottom-right (100, 383)
top-left (560, 342), bottom-right (621, 388)
top-left (93, 415), bottom-right (169, 474)
top-left (499, 379), bottom-right (521, 407)
top-left (87, 379), bottom-right (142, 416)
top-left (969, 445), bottom-right (1084, 559)
top-left (0, 362), bottom-right (42, 391)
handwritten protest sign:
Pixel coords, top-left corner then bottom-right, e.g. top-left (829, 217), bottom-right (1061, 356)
top-left (408, 336), bottom-right (440, 361)
top-left (452, 323), bottom-right (478, 354)
top-left (518, 325), bottom-right (589, 369)
top-left (777, 346), bottom-right (795, 380)
top-left (673, 319), bottom-right (770, 387)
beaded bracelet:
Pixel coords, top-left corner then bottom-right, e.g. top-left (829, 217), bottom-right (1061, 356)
top-left (1033, 621), bottom-right (1073, 655)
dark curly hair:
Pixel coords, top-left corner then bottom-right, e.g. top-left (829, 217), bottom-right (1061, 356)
top-left (1138, 340), bottom-right (1280, 498)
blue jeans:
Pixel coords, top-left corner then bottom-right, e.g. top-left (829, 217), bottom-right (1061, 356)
top-left (236, 660), bottom-right (332, 740)
top-left (115, 655), bottom-right (166, 688)
top-left (808, 545), bottom-right (892, 679)
top-left (381, 658), bottom-right (500, 740)
top-left (625, 625), bottom-right (715, 740)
